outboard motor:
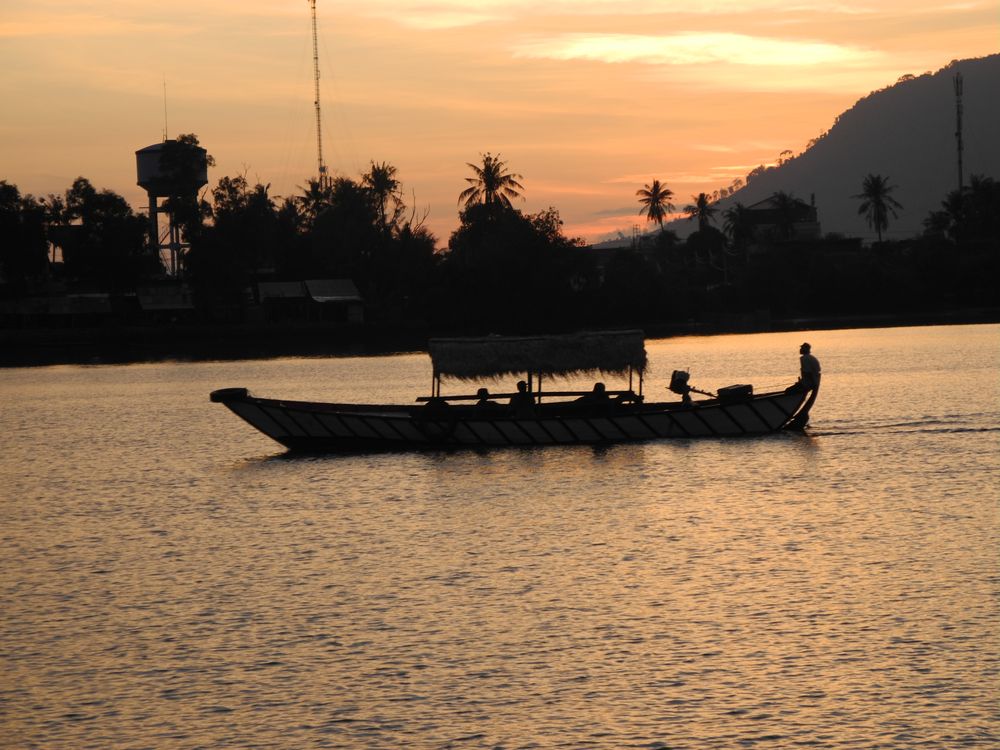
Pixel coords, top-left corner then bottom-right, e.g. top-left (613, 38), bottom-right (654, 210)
top-left (668, 369), bottom-right (716, 404)
top-left (668, 370), bottom-right (691, 395)
top-left (669, 369), bottom-right (693, 405)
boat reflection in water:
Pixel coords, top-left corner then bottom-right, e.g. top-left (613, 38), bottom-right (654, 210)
top-left (210, 331), bottom-right (816, 452)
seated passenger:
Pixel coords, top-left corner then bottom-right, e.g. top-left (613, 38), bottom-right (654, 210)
top-left (508, 380), bottom-right (535, 418)
top-left (615, 390), bottom-right (641, 404)
top-left (475, 387), bottom-right (502, 411)
top-left (576, 382), bottom-right (610, 403)
top-left (423, 396), bottom-right (451, 417)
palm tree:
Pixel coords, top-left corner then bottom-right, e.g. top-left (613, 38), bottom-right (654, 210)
top-left (636, 179), bottom-right (675, 229)
top-left (771, 191), bottom-right (798, 240)
top-left (684, 193), bottom-right (718, 232)
top-left (362, 161), bottom-right (403, 232)
top-left (297, 178), bottom-right (335, 227)
top-left (855, 174), bottom-right (902, 243)
top-left (925, 174), bottom-right (998, 243)
top-left (723, 202), bottom-right (754, 265)
top-left (458, 153), bottom-right (524, 209)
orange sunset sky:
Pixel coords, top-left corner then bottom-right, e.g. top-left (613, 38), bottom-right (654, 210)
top-left (2, 1), bottom-right (997, 245)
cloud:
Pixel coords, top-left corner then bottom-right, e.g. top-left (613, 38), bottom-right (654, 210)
top-left (513, 32), bottom-right (878, 67)
top-left (359, 0), bottom-right (885, 28)
top-left (382, 10), bottom-right (508, 29)
top-left (0, 13), bottom-right (184, 38)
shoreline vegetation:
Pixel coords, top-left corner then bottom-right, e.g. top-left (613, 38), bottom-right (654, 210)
top-left (4, 139), bottom-right (998, 371)
top-left (3, 309), bottom-right (996, 369)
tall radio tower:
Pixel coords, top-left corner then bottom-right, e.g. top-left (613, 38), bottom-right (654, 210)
top-left (310, 0), bottom-right (329, 187)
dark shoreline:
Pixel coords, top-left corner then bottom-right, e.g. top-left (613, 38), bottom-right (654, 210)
top-left (1, 309), bottom-right (997, 368)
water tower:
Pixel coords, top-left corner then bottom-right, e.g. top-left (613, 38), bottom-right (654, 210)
top-left (136, 138), bottom-right (209, 276)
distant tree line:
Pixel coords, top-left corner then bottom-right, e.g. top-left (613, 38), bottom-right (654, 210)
top-left (1, 144), bottom-right (998, 334)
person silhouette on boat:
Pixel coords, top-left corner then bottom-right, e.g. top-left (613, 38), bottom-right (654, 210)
top-left (574, 381), bottom-right (618, 414)
top-left (576, 382), bottom-right (610, 403)
top-left (788, 342), bottom-right (821, 429)
top-left (798, 343), bottom-right (821, 392)
top-left (475, 387), bottom-right (502, 411)
top-left (508, 380), bottom-right (535, 418)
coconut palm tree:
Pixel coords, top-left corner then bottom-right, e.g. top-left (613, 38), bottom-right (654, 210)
top-left (771, 191), bottom-right (798, 240)
top-left (855, 174), bottom-right (902, 243)
top-left (458, 153), bottom-right (524, 209)
top-left (362, 161), bottom-right (403, 233)
top-left (297, 177), bottom-right (335, 227)
top-left (636, 180), bottom-right (675, 229)
top-left (683, 193), bottom-right (718, 232)
top-left (723, 202), bottom-right (754, 265)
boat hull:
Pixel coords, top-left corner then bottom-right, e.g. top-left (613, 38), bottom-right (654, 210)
top-left (210, 387), bottom-right (813, 452)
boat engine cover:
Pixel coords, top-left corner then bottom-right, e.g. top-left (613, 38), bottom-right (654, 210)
top-left (718, 384), bottom-right (753, 403)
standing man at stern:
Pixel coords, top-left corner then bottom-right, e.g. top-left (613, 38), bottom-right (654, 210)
top-left (799, 342), bottom-right (821, 392)
top-left (788, 342), bottom-right (821, 430)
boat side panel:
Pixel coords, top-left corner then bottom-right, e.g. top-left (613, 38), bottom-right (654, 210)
top-left (261, 405), bottom-right (310, 438)
top-left (493, 421), bottom-right (537, 445)
top-left (751, 400), bottom-right (790, 430)
top-left (776, 392), bottom-right (807, 421)
top-left (313, 412), bottom-right (353, 438)
top-left (733, 401), bottom-right (779, 432)
top-left (449, 421), bottom-right (485, 445)
top-left (386, 418), bottom-right (428, 443)
top-left (647, 411), bottom-right (696, 438)
top-left (361, 415), bottom-right (412, 442)
top-left (591, 417), bottom-right (631, 441)
top-left (665, 410), bottom-right (713, 437)
top-left (539, 419), bottom-right (576, 443)
top-left (285, 409), bottom-right (339, 439)
top-left (462, 421), bottom-right (509, 445)
top-left (612, 415), bottom-right (658, 440)
top-left (337, 414), bottom-right (382, 440)
top-left (707, 407), bottom-right (751, 436)
top-left (513, 420), bottom-right (554, 445)
top-left (561, 419), bottom-right (603, 442)
top-left (227, 402), bottom-right (289, 439)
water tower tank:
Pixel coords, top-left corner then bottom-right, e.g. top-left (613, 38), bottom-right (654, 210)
top-left (136, 141), bottom-right (208, 198)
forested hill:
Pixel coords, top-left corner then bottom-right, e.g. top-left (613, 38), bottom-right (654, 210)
top-left (674, 54), bottom-right (1000, 241)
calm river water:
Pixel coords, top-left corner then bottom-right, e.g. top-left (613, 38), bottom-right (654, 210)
top-left (1, 324), bottom-right (998, 749)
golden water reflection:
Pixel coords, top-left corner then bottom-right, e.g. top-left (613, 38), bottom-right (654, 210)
top-left (1, 325), bottom-right (998, 747)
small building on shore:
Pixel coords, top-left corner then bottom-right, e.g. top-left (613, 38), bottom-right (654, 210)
top-left (744, 194), bottom-right (822, 243)
top-left (256, 279), bottom-right (363, 323)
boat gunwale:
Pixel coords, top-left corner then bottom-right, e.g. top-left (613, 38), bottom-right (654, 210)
top-left (227, 388), bottom-right (802, 416)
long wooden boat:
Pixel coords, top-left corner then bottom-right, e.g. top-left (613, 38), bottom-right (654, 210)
top-left (210, 331), bottom-right (816, 452)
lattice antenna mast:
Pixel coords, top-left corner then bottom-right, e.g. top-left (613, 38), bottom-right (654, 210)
top-left (162, 76), bottom-right (169, 142)
top-left (310, 0), bottom-right (329, 187)
top-left (954, 71), bottom-right (964, 192)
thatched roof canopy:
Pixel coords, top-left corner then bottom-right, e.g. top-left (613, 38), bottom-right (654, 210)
top-left (429, 330), bottom-right (647, 380)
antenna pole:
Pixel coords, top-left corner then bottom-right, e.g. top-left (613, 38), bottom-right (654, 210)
top-left (310, 0), bottom-right (328, 187)
top-left (954, 71), bottom-right (964, 192)
top-left (162, 76), bottom-right (169, 142)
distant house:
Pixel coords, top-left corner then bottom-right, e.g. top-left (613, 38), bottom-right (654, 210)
top-left (256, 279), bottom-right (363, 323)
top-left (256, 281), bottom-right (309, 321)
top-left (304, 279), bottom-right (364, 323)
top-left (0, 293), bottom-right (113, 327)
top-left (257, 281), bottom-right (307, 302)
top-left (137, 284), bottom-right (196, 322)
top-left (745, 194), bottom-right (822, 243)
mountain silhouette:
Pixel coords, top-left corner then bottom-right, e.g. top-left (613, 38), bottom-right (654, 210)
top-left (668, 54), bottom-right (1000, 242)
